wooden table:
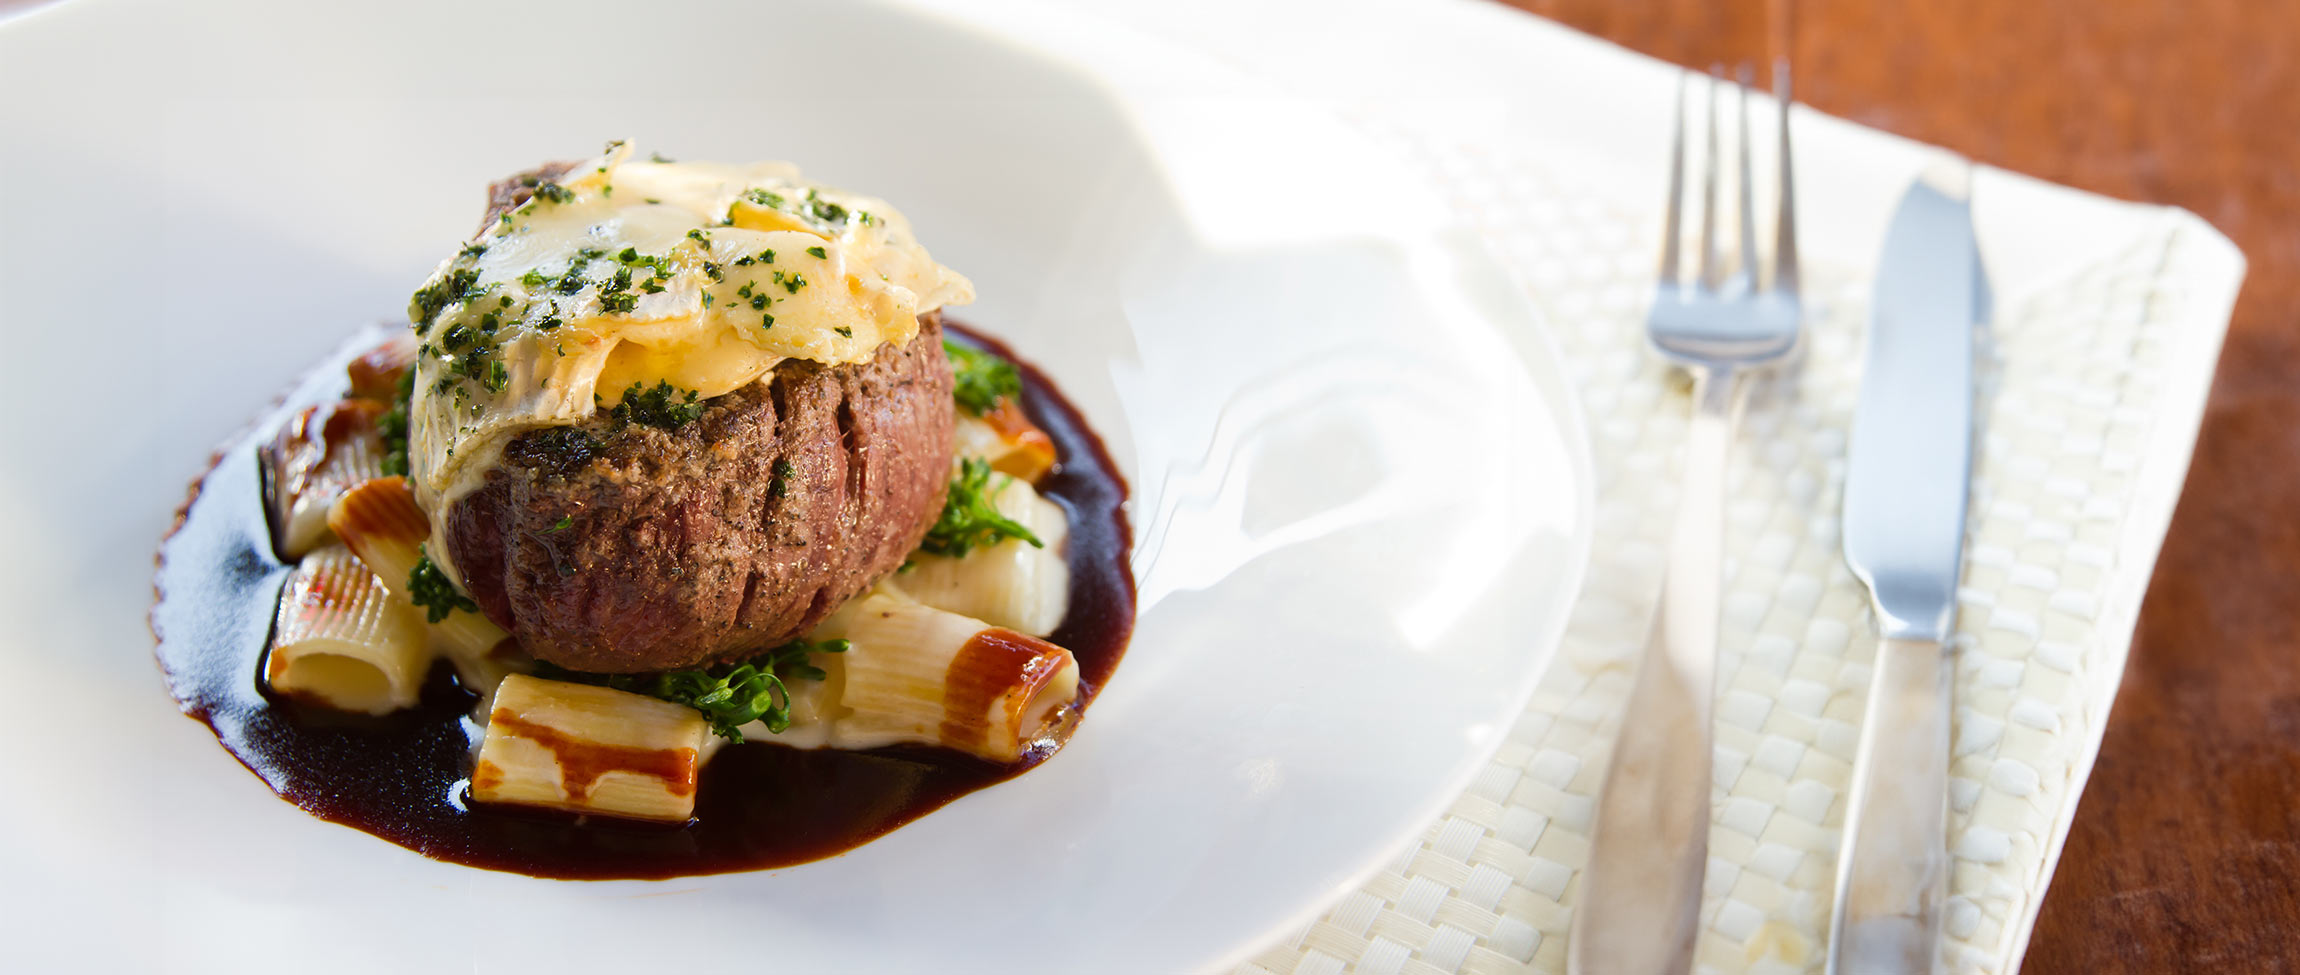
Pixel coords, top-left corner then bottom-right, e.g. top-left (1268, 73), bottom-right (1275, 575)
top-left (1495, 0), bottom-right (2300, 970)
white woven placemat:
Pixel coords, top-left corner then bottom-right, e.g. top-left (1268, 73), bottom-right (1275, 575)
top-left (1231, 113), bottom-right (2233, 975)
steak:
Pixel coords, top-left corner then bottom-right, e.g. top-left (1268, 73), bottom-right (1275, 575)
top-left (444, 315), bottom-right (954, 672)
top-left (437, 165), bottom-right (954, 672)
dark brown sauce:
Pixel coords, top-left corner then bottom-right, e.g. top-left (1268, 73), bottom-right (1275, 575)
top-left (151, 320), bottom-right (1134, 880)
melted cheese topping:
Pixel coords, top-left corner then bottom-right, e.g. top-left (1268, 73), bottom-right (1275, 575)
top-left (403, 143), bottom-right (972, 583)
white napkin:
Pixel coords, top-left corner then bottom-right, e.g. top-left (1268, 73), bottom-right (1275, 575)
top-left (1046, 2), bottom-right (2241, 973)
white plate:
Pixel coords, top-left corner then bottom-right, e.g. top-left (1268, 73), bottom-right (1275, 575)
top-left (0, 0), bottom-right (1591, 971)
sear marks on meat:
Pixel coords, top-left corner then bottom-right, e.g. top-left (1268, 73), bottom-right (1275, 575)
top-left (444, 314), bottom-right (955, 673)
top-left (477, 161), bottom-right (578, 235)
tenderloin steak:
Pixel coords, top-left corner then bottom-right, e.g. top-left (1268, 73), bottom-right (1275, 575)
top-left (443, 315), bottom-right (954, 672)
top-left (436, 165), bottom-right (954, 673)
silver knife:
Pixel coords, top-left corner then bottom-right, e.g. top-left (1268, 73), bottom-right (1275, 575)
top-left (1829, 164), bottom-right (1981, 975)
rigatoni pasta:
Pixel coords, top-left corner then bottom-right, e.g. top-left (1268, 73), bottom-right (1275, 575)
top-left (811, 592), bottom-right (1081, 763)
top-left (896, 474), bottom-right (1070, 636)
top-left (472, 674), bottom-right (710, 823)
top-left (327, 476), bottom-right (523, 700)
top-left (344, 331), bottom-right (416, 402)
top-left (266, 545), bottom-right (431, 715)
top-left (264, 400), bottom-right (388, 559)
top-left (952, 402), bottom-right (1057, 484)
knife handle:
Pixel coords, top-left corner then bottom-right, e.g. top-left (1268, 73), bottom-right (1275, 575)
top-left (1569, 371), bottom-right (1738, 975)
top-left (1827, 636), bottom-right (1952, 975)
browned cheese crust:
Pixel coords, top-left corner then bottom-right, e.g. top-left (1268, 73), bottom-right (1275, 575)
top-left (438, 167), bottom-right (955, 672)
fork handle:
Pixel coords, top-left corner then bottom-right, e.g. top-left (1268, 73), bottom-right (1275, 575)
top-left (1569, 369), bottom-right (1740, 975)
top-left (1827, 635), bottom-right (1952, 975)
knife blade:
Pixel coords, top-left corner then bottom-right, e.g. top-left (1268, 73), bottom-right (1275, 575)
top-left (1828, 164), bottom-right (1980, 975)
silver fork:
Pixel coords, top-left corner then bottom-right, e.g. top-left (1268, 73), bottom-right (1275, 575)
top-left (1568, 61), bottom-right (1802, 975)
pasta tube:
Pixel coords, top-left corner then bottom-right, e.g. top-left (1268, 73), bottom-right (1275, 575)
top-left (896, 476), bottom-right (1070, 636)
top-left (472, 674), bottom-right (710, 824)
top-left (345, 332), bottom-right (417, 403)
top-left (953, 400), bottom-right (1057, 484)
top-left (266, 545), bottom-right (431, 715)
top-left (264, 400), bottom-right (387, 559)
top-left (328, 476), bottom-right (525, 699)
top-left (813, 593), bottom-right (1081, 763)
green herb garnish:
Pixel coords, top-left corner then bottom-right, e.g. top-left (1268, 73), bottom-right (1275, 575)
top-left (920, 458), bottom-right (1043, 559)
top-left (805, 190), bottom-right (848, 226)
top-left (377, 369), bottom-right (413, 476)
top-left (537, 637), bottom-right (850, 741)
top-left (408, 547), bottom-right (480, 623)
top-left (945, 340), bottom-right (1021, 416)
top-left (611, 380), bottom-right (705, 430)
top-left (409, 266), bottom-right (484, 332)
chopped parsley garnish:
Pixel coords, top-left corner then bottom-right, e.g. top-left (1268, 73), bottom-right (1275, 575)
top-left (834, 326), bottom-right (853, 338)
top-left (378, 369), bottom-right (413, 476)
top-left (611, 380), bottom-right (706, 430)
top-left (919, 458), bottom-right (1044, 559)
top-left (504, 426), bottom-right (598, 474)
top-left (945, 340), bottom-right (1022, 416)
top-left (407, 547), bottom-right (480, 623)
top-left (409, 266), bottom-right (484, 332)
top-left (439, 323), bottom-right (481, 354)
top-left (746, 188), bottom-right (786, 209)
top-left (532, 181), bottom-right (575, 205)
top-left (542, 515), bottom-right (573, 534)
top-left (805, 246), bottom-right (827, 259)
top-left (769, 457), bottom-right (794, 498)
top-left (805, 190), bottom-right (848, 226)
top-left (536, 637), bottom-right (850, 741)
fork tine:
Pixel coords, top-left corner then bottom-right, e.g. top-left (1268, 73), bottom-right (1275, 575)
top-left (1698, 65), bottom-right (1723, 287)
top-left (1772, 56), bottom-right (1800, 295)
top-left (1734, 63), bottom-right (1759, 291)
top-left (1659, 73), bottom-right (1689, 286)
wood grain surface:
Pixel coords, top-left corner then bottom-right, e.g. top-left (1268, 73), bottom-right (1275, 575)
top-left (1492, 0), bottom-right (2300, 971)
